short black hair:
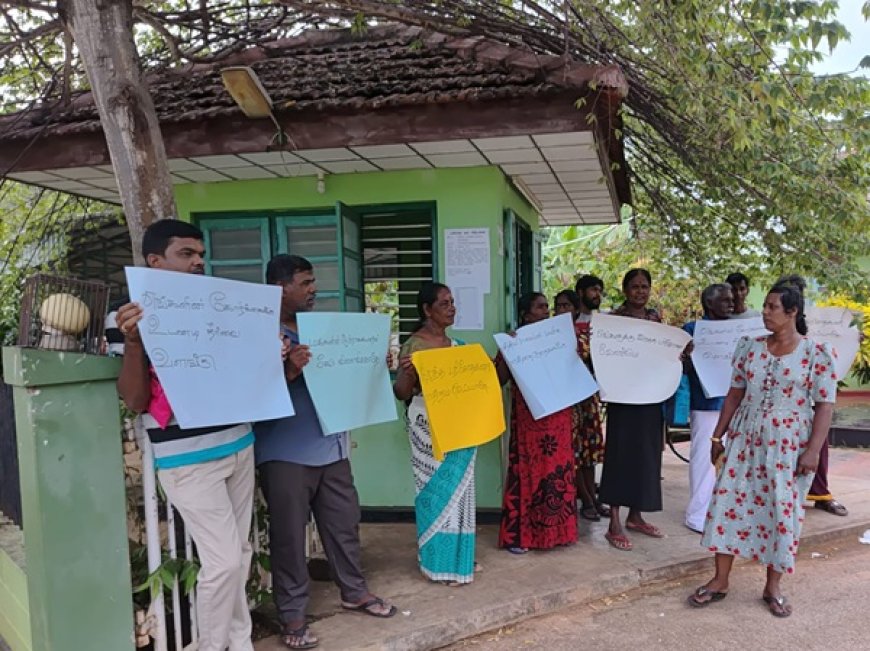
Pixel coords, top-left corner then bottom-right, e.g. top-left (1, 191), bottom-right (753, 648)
top-left (266, 254), bottom-right (313, 284)
top-left (725, 272), bottom-right (750, 287)
top-left (575, 274), bottom-right (604, 293)
top-left (142, 220), bottom-right (204, 262)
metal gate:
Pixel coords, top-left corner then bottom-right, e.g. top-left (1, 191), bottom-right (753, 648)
top-left (0, 382), bottom-right (22, 527)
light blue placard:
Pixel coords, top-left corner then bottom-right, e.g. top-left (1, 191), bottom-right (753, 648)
top-left (125, 267), bottom-right (294, 428)
top-left (298, 312), bottom-right (398, 435)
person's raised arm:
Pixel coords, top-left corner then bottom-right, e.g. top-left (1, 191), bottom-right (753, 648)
top-left (393, 354), bottom-right (418, 401)
top-left (493, 351), bottom-right (511, 386)
top-left (115, 303), bottom-right (151, 412)
top-left (283, 341), bottom-right (310, 383)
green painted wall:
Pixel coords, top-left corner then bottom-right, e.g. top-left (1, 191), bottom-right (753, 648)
top-left (175, 166), bottom-right (538, 508)
top-left (3, 348), bottom-right (134, 651)
top-left (0, 548), bottom-right (30, 651)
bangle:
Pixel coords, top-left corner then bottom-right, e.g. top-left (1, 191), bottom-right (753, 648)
top-left (710, 437), bottom-right (722, 443)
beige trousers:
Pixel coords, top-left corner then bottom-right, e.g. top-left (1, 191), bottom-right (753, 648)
top-left (158, 445), bottom-right (255, 651)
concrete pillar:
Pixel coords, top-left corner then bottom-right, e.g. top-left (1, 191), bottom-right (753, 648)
top-left (2, 347), bottom-right (134, 651)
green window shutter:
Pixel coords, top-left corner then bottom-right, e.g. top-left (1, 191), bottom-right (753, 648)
top-left (503, 209), bottom-right (517, 330)
top-left (533, 229), bottom-right (544, 291)
top-left (338, 202), bottom-right (364, 312)
top-left (275, 213), bottom-right (342, 311)
top-left (199, 216), bottom-right (270, 283)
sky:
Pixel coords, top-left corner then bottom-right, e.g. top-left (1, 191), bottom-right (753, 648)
top-left (813, 0), bottom-right (869, 75)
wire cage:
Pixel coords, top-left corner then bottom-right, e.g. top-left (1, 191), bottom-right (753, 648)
top-left (17, 273), bottom-right (111, 355)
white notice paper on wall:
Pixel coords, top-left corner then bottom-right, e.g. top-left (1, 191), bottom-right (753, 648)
top-left (805, 306), bottom-right (861, 381)
top-left (445, 228), bottom-right (490, 330)
top-left (494, 313), bottom-right (598, 420)
top-left (590, 313), bottom-right (692, 404)
top-left (690, 317), bottom-right (769, 398)
top-left (125, 267), bottom-right (294, 428)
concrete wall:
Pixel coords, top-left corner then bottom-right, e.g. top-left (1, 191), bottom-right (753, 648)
top-left (174, 166), bottom-right (538, 509)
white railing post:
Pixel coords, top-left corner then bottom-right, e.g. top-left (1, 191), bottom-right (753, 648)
top-left (134, 419), bottom-right (168, 651)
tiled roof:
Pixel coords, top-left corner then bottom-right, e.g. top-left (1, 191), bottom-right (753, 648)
top-left (0, 24), bottom-right (625, 141)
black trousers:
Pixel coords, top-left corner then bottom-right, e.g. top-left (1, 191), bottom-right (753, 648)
top-left (259, 459), bottom-right (368, 624)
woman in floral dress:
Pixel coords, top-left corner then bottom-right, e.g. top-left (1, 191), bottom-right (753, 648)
top-left (497, 292), bottom-right (577, 553)
top-left (688, 280), bottom-right (837, 617)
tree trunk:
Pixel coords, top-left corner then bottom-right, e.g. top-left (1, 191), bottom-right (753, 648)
top-left (59, 0), bottom-right (176, 266)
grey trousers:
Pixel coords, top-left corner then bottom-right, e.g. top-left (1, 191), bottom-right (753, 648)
top-left (259, 459), bottom-right (368, 624)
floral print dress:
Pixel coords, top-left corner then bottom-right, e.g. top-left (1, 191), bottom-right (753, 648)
top-left (498, 388), bottom-right (577, 550)
top-left (701, 336), bottom-right (837, 573)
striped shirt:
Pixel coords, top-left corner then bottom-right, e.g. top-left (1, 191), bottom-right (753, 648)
top-left (142, 411), bottom-right (253, 470)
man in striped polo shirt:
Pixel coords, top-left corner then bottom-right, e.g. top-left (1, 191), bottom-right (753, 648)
top-left (116, 221), bottom-right (256, 651)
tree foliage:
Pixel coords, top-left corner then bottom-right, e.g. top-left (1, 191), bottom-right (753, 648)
top-left (0, 180), bottom-right (112, 350)
top-left (1, 0), bottom-right (868, 293)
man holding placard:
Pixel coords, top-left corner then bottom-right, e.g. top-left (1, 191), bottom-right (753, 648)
top-left (254, 254), bottom-right (395, 650)
top-left (116, 221), bottom-right (257, 651)
top-left (681, 283), bottom-right (734, 533)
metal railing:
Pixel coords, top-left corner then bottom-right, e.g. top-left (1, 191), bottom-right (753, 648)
top-left (132, 418), bottom-right (322, 650)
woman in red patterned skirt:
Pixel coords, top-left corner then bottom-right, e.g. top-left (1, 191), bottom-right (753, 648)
top-left (496, 292), bottom-right (578, 554)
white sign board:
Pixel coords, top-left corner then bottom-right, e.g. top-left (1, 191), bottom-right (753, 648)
top-left (494, 313), bottom-right (599, 419)
top-left (445, 228), bottom-right (490, 331)
top-left (806, 306), bottom-right (861, 381)
top-left (298, 312), bottom-right (397, 434)
top-left (690, 317), bottom-right (769, 398)
top-left (125, 267), bottom-right (294, 428)
top-left (590, 313), bottom-right (692, 404)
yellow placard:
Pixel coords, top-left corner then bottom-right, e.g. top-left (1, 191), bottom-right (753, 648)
top-left (412, 343), bottom-right (506, 460)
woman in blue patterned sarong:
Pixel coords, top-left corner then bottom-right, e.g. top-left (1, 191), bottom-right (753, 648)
top-left (393, 282), bottom-right (478, 585)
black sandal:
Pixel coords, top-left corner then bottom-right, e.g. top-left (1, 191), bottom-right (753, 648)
top-left (814, 499), bottom-right (848, 516)
top-left (687, 586), bottom-right (728, 608)
top-left (595, 501), bottom-right (611, 517)
top-left (281, 624), bottom-right (319, 649)
top-left (762, 594), bottom-right (792, 618)
top-left (580, 505), bottom-right (601, 521)
top-left (341, 596), bottom-right (397, 618)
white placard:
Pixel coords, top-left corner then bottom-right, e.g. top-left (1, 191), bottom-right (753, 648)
top-left (590, 313), bottom-right (692, 404)
top-left (125, 267), bottom-right (294, 428)
top-left (806, 306), bottom-right (861, 381)
top-left (690, 317), bottom-right (769, 398)
top-left (494, 313), bottom-right (599, 419)
top-left (445, 228), bottom-right (490, 331)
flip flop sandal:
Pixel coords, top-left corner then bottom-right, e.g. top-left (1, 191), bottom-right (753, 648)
top-left (687, 586), bottom-right (728, 608)
top-left (625, 522), bottom-right (665, 538)
top-left (762, 594), bottom-right (792, 618)
top-left (814, 500), bottom-right (848, 516)
top-left (595, 502), bottom-right (611, 517)
top-left (281, 624), bottom-right (319, 649)
top-left (580, 505), bottom-right (601, 521)
top-left (604, 531), bottom-right (632, 551)
top-left (506, 546), bottom-right (529, 555)
top-left (341, 596), bottom-right (397, 618)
